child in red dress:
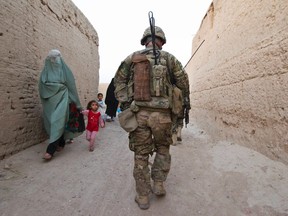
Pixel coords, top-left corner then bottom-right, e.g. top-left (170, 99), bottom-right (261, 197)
top-left (81, 100), bottom-right (105, 151)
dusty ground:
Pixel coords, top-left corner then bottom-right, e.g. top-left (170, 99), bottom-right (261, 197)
top-left (0, 118), bottom-right (288, 216)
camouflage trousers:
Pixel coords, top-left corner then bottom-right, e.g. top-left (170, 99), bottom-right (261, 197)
top-left (129, 108), bottom-right (172, 196)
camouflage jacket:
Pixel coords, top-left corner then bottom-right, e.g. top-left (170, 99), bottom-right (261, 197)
top-left (114, 46), bottom-right (190, 109)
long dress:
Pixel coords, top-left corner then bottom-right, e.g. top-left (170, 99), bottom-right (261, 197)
top-left (105, 78), bottom-right (119, 118)
top-left (38, 50), bottom-right (82, 144)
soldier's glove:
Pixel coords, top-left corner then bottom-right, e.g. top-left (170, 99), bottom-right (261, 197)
top-left (120, 102), bottom-right (131, 111)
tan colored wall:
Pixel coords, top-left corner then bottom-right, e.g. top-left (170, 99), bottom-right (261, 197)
top-left (0, 0), bottom-right (99, 158)
top-left (187, 0), bottom-right (288, 163)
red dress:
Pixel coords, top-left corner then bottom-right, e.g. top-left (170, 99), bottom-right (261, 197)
top-left (86, 111), bottom-right (101, 132)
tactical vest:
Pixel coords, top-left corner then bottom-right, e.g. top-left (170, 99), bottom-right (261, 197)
top-left (129, 49), bottom-right (173, 110)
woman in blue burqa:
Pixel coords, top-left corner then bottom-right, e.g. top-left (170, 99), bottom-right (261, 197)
top-left (39, 49), bottom-right (83, 160)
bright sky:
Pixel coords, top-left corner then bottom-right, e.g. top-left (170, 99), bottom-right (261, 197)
top-left (71, 0), bottom-right (212, 83)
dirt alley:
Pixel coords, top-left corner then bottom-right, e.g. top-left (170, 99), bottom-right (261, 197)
top-left (0, 118), bottom-right (288, 216)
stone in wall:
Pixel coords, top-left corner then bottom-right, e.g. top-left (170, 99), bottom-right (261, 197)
top-left (187, 0), bottom-right (288, 164)
top-left (0, 0), bottom-right (99, 158)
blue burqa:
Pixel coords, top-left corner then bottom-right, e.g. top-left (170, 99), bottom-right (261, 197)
top-left (38, 50), bottom-right (82, 143)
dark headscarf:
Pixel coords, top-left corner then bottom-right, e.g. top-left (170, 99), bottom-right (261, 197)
top-left (105, 78), bottom-right (119, 118)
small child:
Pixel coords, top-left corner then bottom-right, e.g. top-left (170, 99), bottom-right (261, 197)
top-left (97, 93), bottom-right (107, 122)
top-left (81, 100), bottom-right (105, 151)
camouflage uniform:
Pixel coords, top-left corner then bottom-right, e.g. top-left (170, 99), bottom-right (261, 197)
top-left (114, 26), bottom-right (190, 198)
top-left (172, 107), bottom-right (184, 144)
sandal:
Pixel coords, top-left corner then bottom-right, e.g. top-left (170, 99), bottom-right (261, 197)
top-left (67, 139), bottom-right (74, 144)
top-left (43, 153), bottom-right (52, 160)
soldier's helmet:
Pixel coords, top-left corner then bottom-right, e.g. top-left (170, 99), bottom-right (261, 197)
top-left (140, 26), bottom-right (166, 45)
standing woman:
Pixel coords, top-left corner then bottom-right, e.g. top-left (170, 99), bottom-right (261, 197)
top-left (39, 49), bottom-right (83, 160)
top-left (105, 78), bottom-right (119, 121)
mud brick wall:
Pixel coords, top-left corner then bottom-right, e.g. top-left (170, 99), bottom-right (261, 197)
top-left (186, 0), bottom-right (288, 164)
top-left (0, 0), bottom-right (99, 158)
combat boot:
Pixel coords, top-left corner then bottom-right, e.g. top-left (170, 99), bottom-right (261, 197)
top-left (135, 195), bottom-right (150, 210)
top-left (172, 132), bottom-right (177, 145)
top-left (153, 181), bottom-right (166, 196)
top-left (177, 126), bottom-right (182, 141)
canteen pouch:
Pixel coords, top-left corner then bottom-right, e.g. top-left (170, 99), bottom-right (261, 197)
top-left (118, 108), bottom-right (138, 132)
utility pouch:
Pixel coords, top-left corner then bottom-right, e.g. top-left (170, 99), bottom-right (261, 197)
top-left (132, 53), bottom-right (151, 101)
top-left (151, 65), bottom-right (167, 97)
